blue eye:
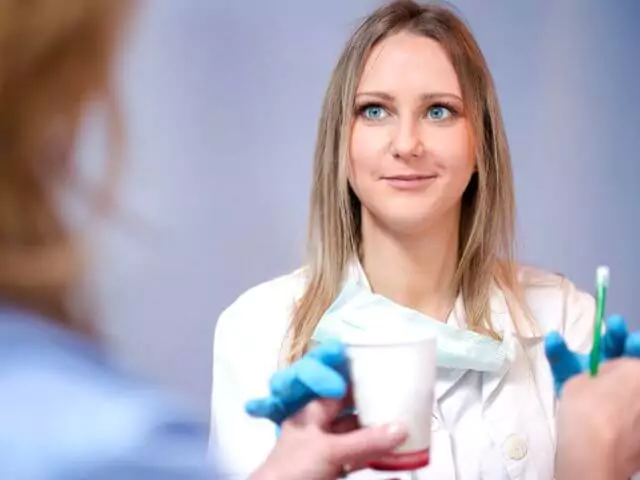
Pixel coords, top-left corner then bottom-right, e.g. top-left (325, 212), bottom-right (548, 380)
top-left (427, 105), bottom-right (453, 121)
top-left (361, 105), bottom-right (388, 120)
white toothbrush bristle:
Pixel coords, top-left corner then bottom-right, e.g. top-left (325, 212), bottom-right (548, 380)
top-left (596, 266), bottom-right (610, 287)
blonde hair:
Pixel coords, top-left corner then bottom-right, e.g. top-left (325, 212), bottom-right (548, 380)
top-left (0, 0), bottom-right (132, 333)
top-left (288, 0), bottom-right (523, 362)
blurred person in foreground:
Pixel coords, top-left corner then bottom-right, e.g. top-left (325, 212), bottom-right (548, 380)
top-left (0, 1), bottom-right (405, 478)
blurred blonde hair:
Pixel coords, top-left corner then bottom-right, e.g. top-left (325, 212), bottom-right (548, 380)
top-left (0, 0), bottom-right (132, 333)
top-left (288, 0), bottom-right (526, 362)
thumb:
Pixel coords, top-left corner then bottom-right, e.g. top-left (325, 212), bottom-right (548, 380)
top-left (328, 423), bottom-right (407, 466)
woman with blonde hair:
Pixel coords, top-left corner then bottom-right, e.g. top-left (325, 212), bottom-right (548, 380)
top-left (0, 1), bottom-right (404, 478)
top-left (211, 1), bottom-right (596, 478)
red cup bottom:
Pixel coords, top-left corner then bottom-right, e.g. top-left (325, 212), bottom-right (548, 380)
top-left (369, 448), bottom-right (430, 471)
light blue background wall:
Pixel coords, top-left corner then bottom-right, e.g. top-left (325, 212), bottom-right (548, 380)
top-left (90, 1), bottom-right (640, 416)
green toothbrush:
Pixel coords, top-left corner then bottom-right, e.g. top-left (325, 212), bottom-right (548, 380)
top-left (589, 265), bottom-right (610, 376)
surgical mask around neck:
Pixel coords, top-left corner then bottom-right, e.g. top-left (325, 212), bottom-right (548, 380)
top-left (312, 280), bottom-right (514, 372)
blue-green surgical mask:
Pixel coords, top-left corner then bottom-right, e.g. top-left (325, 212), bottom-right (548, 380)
top-left (313, 279), bottom-right (514, 372)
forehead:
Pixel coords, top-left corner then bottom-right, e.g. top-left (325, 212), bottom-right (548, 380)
top-left (357, 31), bottom-right (461, 97)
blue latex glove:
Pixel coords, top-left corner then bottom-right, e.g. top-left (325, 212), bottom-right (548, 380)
top-left (244, 340), bottom-right (350, 425)
top-left (545, 314), bottom-right (640, 396)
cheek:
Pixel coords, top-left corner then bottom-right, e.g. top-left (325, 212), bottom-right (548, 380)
top-left (430, 124), bottom-right (475, 181)
top-left (349, 123), bottom-right (387, 186)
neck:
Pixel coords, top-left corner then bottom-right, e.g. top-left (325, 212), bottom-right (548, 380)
top-left (360, 212), bottom-right (460, 321)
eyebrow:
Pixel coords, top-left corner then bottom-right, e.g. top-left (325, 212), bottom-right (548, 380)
top-left (355, 91), bottom-right (463, 103)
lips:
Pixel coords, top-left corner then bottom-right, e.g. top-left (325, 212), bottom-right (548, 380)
top-left (383, 174), bottom-right (435, 181)
top-left (382, 174), bottom-right (437, 190)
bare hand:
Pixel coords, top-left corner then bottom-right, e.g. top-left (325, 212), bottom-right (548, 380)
top-left (556, 358), bottom-right (640, 479)
top-left (251, 396), bottom-right (407, 480)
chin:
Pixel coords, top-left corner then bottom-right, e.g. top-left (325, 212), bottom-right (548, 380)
top-left (373, 211), bottom-right (438, 237)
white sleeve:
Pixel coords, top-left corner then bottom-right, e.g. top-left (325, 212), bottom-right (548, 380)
top-left (209, 304), bottom-right (279, 480)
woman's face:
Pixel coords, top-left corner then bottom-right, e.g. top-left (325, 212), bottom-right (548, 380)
top-left (349, 31), bottom-right (475, 235)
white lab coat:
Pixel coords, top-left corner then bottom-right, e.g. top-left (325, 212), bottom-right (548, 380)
top-left (210, 264), bottom-right (594, 479)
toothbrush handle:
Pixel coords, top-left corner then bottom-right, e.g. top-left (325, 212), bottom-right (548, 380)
top-left (589, 285), bottom-right (607, 376)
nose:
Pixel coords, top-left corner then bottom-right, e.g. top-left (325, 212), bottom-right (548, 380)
top-left (390, 117), bottom-right (424, 160)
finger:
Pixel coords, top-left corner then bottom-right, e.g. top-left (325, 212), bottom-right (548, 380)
top-left (296, 357), bottom-right (348, 399)
top-left (268, 368), bottom-right (314, 420)
top-left (603, 315), bottom-right (628, 358)
top-left (269, 367), bottom-right (297, 397)
top-left (300, 397), bottom-right (345, 427)
top-left (271, 358), bottom-right (347, 400)
top-left (266, 361), bottom-right (347, 425)
top-left (245, 397), bottom-right (286, 423)
top-left (545, 332), bottom-right (583, 392)
top-left (306, 340), bottom-right (348, 369)
top-left (331, 413), bottom-right (359, 434)
top-left (328, 423), bottom-right (408, 468)
top-left (625, 332), bottom-right (640, 358)
top-left (307, 340), bottom-right (350, 380)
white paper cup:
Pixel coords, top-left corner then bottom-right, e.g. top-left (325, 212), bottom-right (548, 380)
top-left (345, 336), bottom-right (436, 471)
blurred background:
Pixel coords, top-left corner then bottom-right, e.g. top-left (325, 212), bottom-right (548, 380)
top-left (83, 0), bottom-right (640, 418)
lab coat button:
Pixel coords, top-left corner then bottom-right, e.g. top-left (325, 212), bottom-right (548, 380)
top-left (503, 434), bottom-right (528, 460)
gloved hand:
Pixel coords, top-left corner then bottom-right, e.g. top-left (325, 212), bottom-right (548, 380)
top-left (245, 340), bottom-right (350, 425)
top-left (545, 314), bottom-right (640, 396)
